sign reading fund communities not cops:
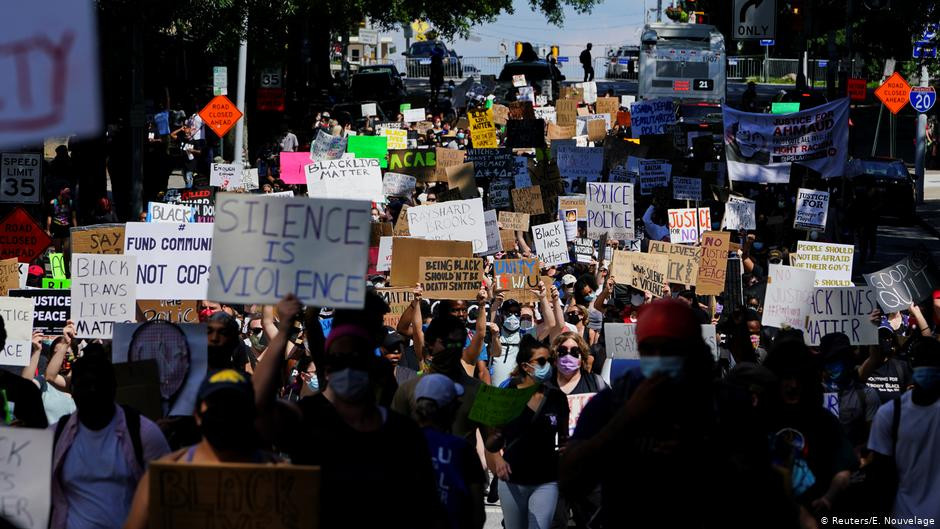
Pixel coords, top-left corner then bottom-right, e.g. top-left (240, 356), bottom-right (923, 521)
top-left (208, 194), bottom-right (371, 308)
top-left (125, 223), bottom-right (214, 300)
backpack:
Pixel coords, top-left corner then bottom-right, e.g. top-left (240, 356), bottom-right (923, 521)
top-left (54, 405), bottom-right (144, 468)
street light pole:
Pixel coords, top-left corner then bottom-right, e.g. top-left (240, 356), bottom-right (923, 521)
top-left (234, 16), bottom-right (248, 166)
top-left (915, 63), bottom-right (928, 204)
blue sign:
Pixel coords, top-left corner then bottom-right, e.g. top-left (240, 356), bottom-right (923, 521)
top-left (910, 86), bottom-right (937, 113)
top-left (557, 56), bottom-right (569, 63)
top-left (618, 58), bottom-right (629, 65)
top-left (818, 60), bottom-right (828, 67)
top-left (913, 42), bottom-right (938, 59)
top-left (759, 39), bottom-right (775, 46)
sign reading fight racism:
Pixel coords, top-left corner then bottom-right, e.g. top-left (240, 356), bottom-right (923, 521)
top-left (723, 98), bottom-right (849, 183)
top-left (587, 182), bottom-right (634, 240)
top-left (793, 188), bottom-right (830, 230)
top-left (407, 197), bottom-right (488, 254)
top-left (208, 194), bottom-right (371, 308)
top-left (125, 223), bottom-right (214, 300)
top-left (71, 253), bottom-right (137, 339)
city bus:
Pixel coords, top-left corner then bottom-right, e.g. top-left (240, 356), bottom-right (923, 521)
top-left (638, 23), bottom-right (726, 104)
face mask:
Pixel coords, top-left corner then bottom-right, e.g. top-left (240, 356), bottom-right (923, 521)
top-left (584, 292), bottom-right (597, 302)
top-left (824, 362), bottom-right (845, 391)
top-left (639, 356), bottom-right (685, 379)
top-left (777, 201), bottom-right (786, 209)
top-left (306, 375), bottom-right (320, 392)
top-left (557, 354), bottom-right (581, 376)
top-left (565, 312), bottom-right (582, 325)
top-left (520, 318), bottom-right (534, 331)
top-left (752, 242), bottom-right (764, 251)
top-left (456, 133), bottom-right (465, 139)
top-left (328, 368), bottom-right (372, 402)
top-left (530, 361), bottom-right (552, 382)
top-left (503, 315), bottom-right (520, 332)
top-left (913, 366), bottom-right (940, 391)
top-left (373, 281), bottom-right (386, 289)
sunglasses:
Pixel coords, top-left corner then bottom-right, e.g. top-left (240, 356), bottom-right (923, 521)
top-left (556, 346), bottom-right (581, 358)
top-left (249, 327), bottom-right (263, 335)
top-left (528, 357), bottom-right (552, 367)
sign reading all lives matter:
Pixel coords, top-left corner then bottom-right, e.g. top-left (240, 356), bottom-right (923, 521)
top-left (71, 253), bottom-right (137, 339)
top-left (0, 296), bottom-right (33, 366)
top-left (208, 194), bottom-right (371, 308)
top-left (1, 153), bottom-right (41, 203)
top-left (125, 222), bottom-right (214, 300)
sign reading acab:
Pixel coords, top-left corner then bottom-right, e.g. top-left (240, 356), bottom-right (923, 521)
top-left (874, 72), bottom-right (911, 115)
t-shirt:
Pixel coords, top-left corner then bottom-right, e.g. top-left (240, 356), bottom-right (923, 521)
top-left (423, 427), bottom-right (485, 529)
top-left (834, 383), bottom-right (881, 447)
top-left (280, 132), bottom-right (299, 152)
top-left (868, 392), bottom-right (940, 529)
top-left (866, 357), bottom-right (912, 403)
top-left (490, 330), bottom-right (521, 387)
top-left (61, 414), bottom-right (137, 529)
top-left (392, 371), bottom-right (482, 446)
top-left (0, 370), bottom-right (47, 428)
top-left (500, 384), bottom-right (568, 485)
top-left (291, 395), bottom-right (441, 528)
top-left (394, 365), bottom-right (418, 386)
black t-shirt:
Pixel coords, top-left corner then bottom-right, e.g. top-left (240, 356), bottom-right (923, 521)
top-left (500, 384), bottom-right (569, 485)
top-left (291, 394), bottom-right (441, 529)
top-left (0, 370), bottom-right (48, 428)
top-left (866, 357), bottom-right (912, 403)
top-left (547, 370), bottom-right (608, 395)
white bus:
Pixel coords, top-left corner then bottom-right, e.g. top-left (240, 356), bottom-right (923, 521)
top-left (638, 23), bottom-right (726, 104)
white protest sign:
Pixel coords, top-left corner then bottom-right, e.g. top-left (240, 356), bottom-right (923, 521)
top-left (383, 172), bottom-right (417, 197)
top-left (376, 236), bottom-right (393, 272)
top-left (305, 158), bottom-right (383, 203)
top-left (361, 102), bottom-right (377, 117)
top-left (310, 129), bottom-right (347, 161)
top-left (383, 128), bottom-right (408, 149)
top-left (638, 159), bottom-right (671, 195)
top-left (0, 296), bottom-right (33, 366)
top-left (604, 323), bottom-right (638, 359)
top-left (533, 106), bottom-right (556, 124)
top-left (630, 98), bottom-right (674, 137)
top-left (147, 202), bottom-right (195, 223)
top-left (587, 182), bottom-right (634, 240)
top-left (0, 1), bottom-right (101, 149)
top-left (701, 324), bottom-right (718, 360)
top-left (721, 196), bottom-right (756, 230)
top-left (620, 95), bottom-right (636, 107)
top-left (210, 163), bottom-right (242, 188)
top-left (406, 197), bottom-right (488, 254)
top-left (262, 190), bottom-right (295, 197)
top-left (532, 221), bottom-right (569, 267)
top-left (208, 194), bottom-right (371, 308)
top-left (124, 222), bottom-right (214, 300)
top-left (0, 427), bottom-right (53, 529)
top-left (0, 153), bottom-right (41, 204)
top-left (672, 176), bottom-right (702, 201)
top-left (805, 286), bottom-right (879, 346)
top-left (791, 241), bottom-right (854, 287)
top-left (794, 188), bottom-right (830, 230)
top-left (512, 74), bottom-right (527, 87)
top-left (404, 108), bottom-right (425, 123)
top-left (482, 209), bottom-right (502, 256)
top-left (762, 264), bottom-right (816, 331)
top-left (71, 253), bottom-right (137, 339)
top-left (240, 168), bottom-right (259, 191)
top-left (667, 208), bottom-right (710, 244)
top-left (579, 81), bottom-right (598, 104)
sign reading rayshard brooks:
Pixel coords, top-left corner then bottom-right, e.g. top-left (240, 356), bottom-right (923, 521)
top-left (208, 194), bottom-right (371, 308)
top-left (723, 98), bottom-right (850, 183)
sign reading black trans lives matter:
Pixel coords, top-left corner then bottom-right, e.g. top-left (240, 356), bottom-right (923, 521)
top-left (208, 194), bottom-right (371, 308)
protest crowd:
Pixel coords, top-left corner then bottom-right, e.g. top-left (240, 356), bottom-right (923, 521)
top-left (2, 42), bottom-right (940, 529)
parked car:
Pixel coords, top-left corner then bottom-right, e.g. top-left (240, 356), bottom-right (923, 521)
top-left (349, 66), bottom-right (407, 107)
top-left (846, 157), bottom-right (916, 221)
top-left (606, 45), bottom-right (640, 79)
top-left (494, 59), bottom-right (565, 103)
top-left (403, 41), bottom-right (462, 78)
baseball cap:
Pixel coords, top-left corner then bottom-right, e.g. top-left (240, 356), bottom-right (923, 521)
top-left (198, 369), bottom-right (254, 402)
top-left (415, 373), bottom-right (464, 407)
top-left (382, 329), bottom-right (406, 350)
top-left (819, 332), bottom-right (852, 362)
top-left (561, 274), bottom-right (577, 286)
top-left (28, 265), bottom-right (44, 276)
top-left (636, 298), bottom-right (700, 345)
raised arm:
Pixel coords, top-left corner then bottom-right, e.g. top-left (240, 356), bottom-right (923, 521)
top-left (22, 331), bottom-right (42, 381)
top-left (254, 294), bottom-right (302, 416)
top-left (411, 284), bottom-right (426, 365)
top-left (463, 287), bottom-right (489, 365)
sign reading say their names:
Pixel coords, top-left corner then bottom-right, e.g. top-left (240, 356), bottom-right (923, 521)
top-left (419, 257), bottom-right (483, 300)
top-left (147, 202), bottom-right (195, 223)
top-left (805, 286), bottom-right (879, 346)
top-left (71, 253), bottom-right (137, 339)
top-left (0, 296), bottom-right (33, 366)
top-left (0, 427), bottom-right (53, 529)
top-left (407, 197), bottom-right (488, 254)
top-left (305, 157), bottom-right (383, 203)
top-left (124, 222), bottom-right (214, 300)
top-left (71, 224), bottom-right (125, 254)
top-left (762, 264), bottom-right (816, 330)
top-left (532, 221), bottom-right (569, 267)
top-left (208, 194), bottom-right (371, 308)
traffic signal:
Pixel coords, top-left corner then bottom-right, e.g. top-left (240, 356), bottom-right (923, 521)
top-left (693, 11), bottom-right (708, 24)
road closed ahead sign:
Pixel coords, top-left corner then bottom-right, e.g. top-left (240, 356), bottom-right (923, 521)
top-left (199, 95), bottom-right (243, 137)
top-left (874, 72), bottom-right (911, 115)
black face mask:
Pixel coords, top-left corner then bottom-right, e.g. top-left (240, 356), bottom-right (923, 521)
top-left (565, 312), bottom-right (582, 325)
top-left (200, 402), bottom-right (256, 453)
top-left (207, 344), bottom-right (235, 370)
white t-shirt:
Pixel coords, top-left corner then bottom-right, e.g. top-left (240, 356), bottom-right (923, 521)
top-left (280, 132), bottom-right (299, 152)
top-left (188, 114), bottom-right (205, 141)
top-left (867, 391), bottom-right (940, 529)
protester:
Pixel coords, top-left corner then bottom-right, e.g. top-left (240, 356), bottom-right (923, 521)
top-left (579, 43), bottom-right (594, 82)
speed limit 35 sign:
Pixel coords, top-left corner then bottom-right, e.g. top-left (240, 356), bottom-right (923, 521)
top-left (1, 153), bottom-right (41, 204)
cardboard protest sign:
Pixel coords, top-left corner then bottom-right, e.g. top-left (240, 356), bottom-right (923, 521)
top-left (696, 231), bottom-right (731, 295)
top-left (556, 99), bottom-right (577, 127)
top-left (468, 108), bottom-right (498, 148)
top-left (278, 152), bottom-right (313, 184)
top-left (419, 257), bottom-right (483, 300)
top-left (208, 194), bottom-right (371, 308)
top-left (864, 251), bottom-right (940, 312)
top-left (499, 230), bottom-right (517, 253)
top-left (147, 202), bottom-right (195, 223)
top-left (124, 222), bottom-right (213, 300)
top-left (209, 163), bottom-right (241, 188)
top-left (388, 149), bottom-right (437, 182)
top-left (724, 99), bottom-right (849, 183)
top-left (587, 118), bottom-right (607, 142)
top-left (406, 198), bottom-right (487, 254)
top-left (148, 462), bottom-right (318, 529)
top-left (630, 98), bottom-right (674, 137)
top-left (611, 251), bottom-right (668, 297)
top-left (71, 253), bottom-right (137, 339)
top-left (136, 299), bottom-right (198, 324)
top-left (9, 289), bottom-right (69, 334)
top-left (404, 107), bottom-right (425, 123)
top-left (505, 119), bottom-right (546, 149)
top-left (305, 158), bottom-right (383, 203)
top-left (587, 182), bottom-right (634, 240)
top-left (667, 208), bottom-right (710, 244)
top-left (383, 128), bottom-right (408, 149)
top-left (532, 221), bottom-right (568, 267)
top-left (558, 196), bottom-right (587, 221)
top-left (0, 258), bottom-right (18, 296)
top-left (648, 241), bottom-right (701, 286)
top-left (805, 287), bottom-right (879, 346)
top-left (492, 104), bottom-right (510, 125)
top-left (492, 258), bottom-right (540, 302)
top-left (604, 323), bottom-right (638, 359)
top-left (383, 172), bottom-right (417, 197)
top-left (722, 196), bottom-right (756, 230)
top-left (637, 158), bottom-right (672, 195)
top-left (596, 96), bottom-right (619, 122)
top-left (376, 287), bottom-right (415, 327)
top-left (499, 211), bottom-right (530, 232)
top-left (465, 148), bottom-right (513, 178)
top-left (672, 176), bottom-right (702, 201)
top-left (389, 238), bottom-right (473, 287)
top-left (508, 101), bottom-right (535, 120)
top-left (793, 188), bottom-right (830, 230)
top-left (434, 148), bottom-right (465, 181)
top-left (310, 129), bottom-right (347, 160)
top-left (0, 296), bottom-right (33, 366)
top-left (791, 241), bottom-right (854, 287)
top-left (573, 238), bottom-right (595, 264)
top-left (762, 264), bottom-right (816, 330)
top-left (469, 383), bottom-right (539, 426)
top-left (0, 427), bottom-right (53, 528)
top-left (445, 162), bottom-right (478, 199)
top-left (511, 186), bottom-right (545, 215)
top-left (346, 135), bottom-right (388, 168)
top-left (70, 224), bottom-right (125, 255)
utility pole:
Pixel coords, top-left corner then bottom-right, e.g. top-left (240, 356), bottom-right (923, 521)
top-left (234, 16), bottom-right (248, 166)
top-left (130, 18), bottom-right (144, 219)
top-left (915, 63), bottom-right (928, 204)
top-left (657, 0), bottom-right (662, 22)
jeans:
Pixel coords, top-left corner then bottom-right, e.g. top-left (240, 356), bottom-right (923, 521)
top-left (184, 171), bottom-right (194, 188)
top-left (498, 480), bottom-right (558, 529)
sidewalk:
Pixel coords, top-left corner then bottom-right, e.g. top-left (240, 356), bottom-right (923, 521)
top-left (916, 170), bottom-right (940, 239)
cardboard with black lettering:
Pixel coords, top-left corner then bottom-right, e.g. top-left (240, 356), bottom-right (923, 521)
top-left (9, 289), bottom-right (70, 334)
top-left (419, 257), bottom-right (484, 300)
top-left (390, 238), bottom-right (473, 287)
top-left (70, 224), bottom-right (125, 254)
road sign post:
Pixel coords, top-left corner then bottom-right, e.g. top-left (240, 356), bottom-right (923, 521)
top-left (915, 67), bottom-right (931, 204)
